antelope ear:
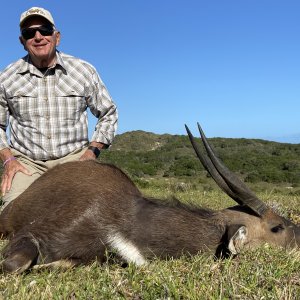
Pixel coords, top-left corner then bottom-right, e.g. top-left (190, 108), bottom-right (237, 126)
top-left (228, 225), bottom-right (248, 255)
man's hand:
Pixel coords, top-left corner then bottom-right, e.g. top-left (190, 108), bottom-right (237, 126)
top-left (1, 160), bottom-right (32, 196)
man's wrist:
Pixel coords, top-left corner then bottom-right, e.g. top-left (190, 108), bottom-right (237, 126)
top-left (3, 156), bottom-right (16, 166)
top-left (87, 146), bottom-right (101, 158)
top-left (0, 148), bottom-right (14, 162)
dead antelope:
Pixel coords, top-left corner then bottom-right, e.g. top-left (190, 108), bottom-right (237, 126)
top-left (0, 124), bottom-right (299, 274)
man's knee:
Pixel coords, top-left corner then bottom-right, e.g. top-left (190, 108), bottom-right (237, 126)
top-left (2, 191), bottom-right (22, 210)
top-left (1, 171), bottom-right (41, 210)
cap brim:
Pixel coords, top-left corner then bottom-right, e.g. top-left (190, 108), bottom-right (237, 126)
top-left (20, 14), bottom-right (54, 27)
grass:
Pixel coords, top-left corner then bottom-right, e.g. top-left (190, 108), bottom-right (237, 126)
top-left (0, 185), bottom-right (299, 299)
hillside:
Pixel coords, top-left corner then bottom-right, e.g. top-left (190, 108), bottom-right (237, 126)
top-left (101, 130), bottom-right (300, 185)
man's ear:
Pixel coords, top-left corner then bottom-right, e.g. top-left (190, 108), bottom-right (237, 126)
top-left (55, 31), bottom-right (61, 47)
top-left (19, 36), bottom-right (27, 51)
top-left (227, 225), bottom-right (248, 255)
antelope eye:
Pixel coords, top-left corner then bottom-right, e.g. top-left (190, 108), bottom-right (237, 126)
top-left (271, 224), bottom-right (284, 233)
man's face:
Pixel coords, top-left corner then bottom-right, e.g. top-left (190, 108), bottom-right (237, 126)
top-left (20, 16), bottom-right (60, 67)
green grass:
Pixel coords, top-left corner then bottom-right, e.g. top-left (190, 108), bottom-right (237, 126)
top-left (0, 248), bottom-right (299, 299)
top-left (0, 186), bottom-right (299, 299)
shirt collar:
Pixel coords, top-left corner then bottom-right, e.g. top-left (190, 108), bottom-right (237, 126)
top-left (17, 51), bottom-right (67, 75)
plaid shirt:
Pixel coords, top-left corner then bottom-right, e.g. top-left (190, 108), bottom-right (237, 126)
top-left (0, 51), bottom-right (118, 160)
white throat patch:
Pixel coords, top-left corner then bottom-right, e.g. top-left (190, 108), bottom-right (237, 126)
top-left (107, 232), bottom-right (147, 266)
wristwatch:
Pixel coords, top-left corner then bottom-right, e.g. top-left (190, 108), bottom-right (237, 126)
top-left (88, 146), bottom-right (101, 158)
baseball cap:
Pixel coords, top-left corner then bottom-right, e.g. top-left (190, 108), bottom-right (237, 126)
top-left (20, 7), bottom-right (55, 27)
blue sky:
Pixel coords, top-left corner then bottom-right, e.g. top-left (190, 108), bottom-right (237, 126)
top-left (1, 1), bottom-right (300, 143)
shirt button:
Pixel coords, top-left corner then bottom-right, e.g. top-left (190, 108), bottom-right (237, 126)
top-left (47, 135), bottom-right (51, 139)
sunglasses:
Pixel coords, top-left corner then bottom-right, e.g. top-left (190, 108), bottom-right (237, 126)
top-left (21, 25), bottom-right (54, 40)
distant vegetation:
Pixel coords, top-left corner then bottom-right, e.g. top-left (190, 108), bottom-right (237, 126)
top-left (0, 130), bottom-right (299, 187)
top-left (101, 130), bottom-right (300, 186)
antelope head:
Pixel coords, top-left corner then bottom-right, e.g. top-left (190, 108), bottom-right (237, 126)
top-left (186, 123), bottom-right (300, 254)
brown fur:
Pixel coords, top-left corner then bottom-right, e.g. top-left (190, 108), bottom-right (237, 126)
top-left (0, 160), bottom-right (299, 274)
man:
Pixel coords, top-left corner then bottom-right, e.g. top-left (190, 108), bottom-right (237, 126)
top-left (0, 7), bottom-right (118, 207)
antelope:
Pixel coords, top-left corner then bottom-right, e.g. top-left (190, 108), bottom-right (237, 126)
top-left (0, 124), bottom-right (299, 274)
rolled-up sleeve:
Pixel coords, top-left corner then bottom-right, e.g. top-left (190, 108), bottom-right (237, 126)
top-left (0, 83), bottom-right (9, 150)
top-left (86, 71), bottom-right (118, 145)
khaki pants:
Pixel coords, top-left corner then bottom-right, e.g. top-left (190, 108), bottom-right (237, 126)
top-left (2, 147), bottom-right (87, 209)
